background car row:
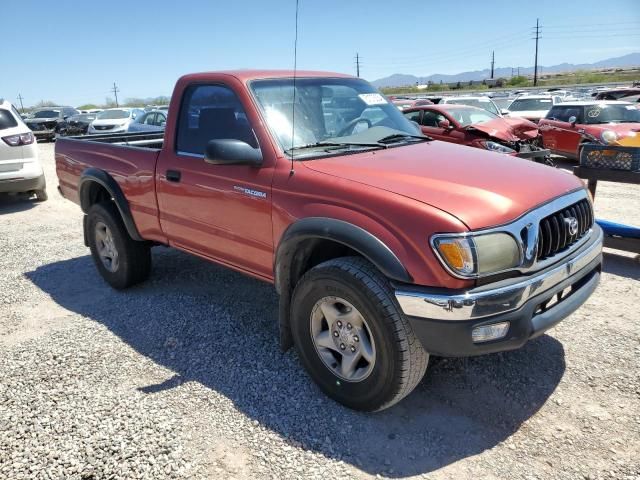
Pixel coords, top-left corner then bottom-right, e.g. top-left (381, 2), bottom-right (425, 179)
top-left (22, 105), bottom-right (169, 140)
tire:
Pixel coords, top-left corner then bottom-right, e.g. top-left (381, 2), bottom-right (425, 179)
top-left (86, 202), bottom-right (151, 289)
top-left (34, 189), bottom-right (48, 202)
top-left (290, 256), bottom-right (428, 411)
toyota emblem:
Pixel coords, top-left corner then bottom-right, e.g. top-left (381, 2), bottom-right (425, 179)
top-left (565, 217), bottom-right (579, 236)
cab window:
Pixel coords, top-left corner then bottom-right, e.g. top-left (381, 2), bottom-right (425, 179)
top-left (176, 84), bottom-right (257, 156)
top-left (403, 110), bottom-right (422, 123)
top-left (421, 111), bottom-right (448, 128)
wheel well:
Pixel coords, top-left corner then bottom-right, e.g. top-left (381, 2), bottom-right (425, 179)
top-left (82, 181), bottom-right (112, 210)
top-left (288, 238), bottom-right (360, 291)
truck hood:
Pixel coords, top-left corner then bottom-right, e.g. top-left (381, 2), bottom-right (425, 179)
top-left (303, 140), bottom-right (583, 230)
top-left (465, 117), bottom-right (539, 142)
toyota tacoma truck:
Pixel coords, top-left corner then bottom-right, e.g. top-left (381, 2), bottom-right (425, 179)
top-left (56, 70), bottom-right (603, 412)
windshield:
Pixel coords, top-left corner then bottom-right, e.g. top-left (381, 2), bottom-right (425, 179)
top-left (508, 98), bottom-right (553, 112)
top-left (250, 77), bottom-right (418, 155)
top-left (444, 107), bottom-right (499, 127)
top-left (97, 109), bottom-right (130, 120)
top-left (583, 104), bottom-right (640, 124)
top-left (447, 98), bottom-right (498, 115)
top-left (32, 110), bottom-right (60, 118)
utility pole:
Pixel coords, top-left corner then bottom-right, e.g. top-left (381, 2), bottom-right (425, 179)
top-left (533, 18), bottom-right (541, 86)
top-left (17, 94), bottom-right (25, 113)
top-left (490, 50), bottom-right (495, 79)
top-left (111, 82), bottom-right (120, 107)
top-left (355, 53), bottom-right (361, 78)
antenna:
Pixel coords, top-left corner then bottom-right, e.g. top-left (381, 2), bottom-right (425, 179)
top-left (290, 0), bottom-right (300, 176)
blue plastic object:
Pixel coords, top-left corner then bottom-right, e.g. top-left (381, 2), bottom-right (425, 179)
top-left (596, 219), bottom-right (640, 239)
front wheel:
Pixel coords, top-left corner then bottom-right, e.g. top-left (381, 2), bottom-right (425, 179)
top-left (291, 257), bottom-right (429, 411)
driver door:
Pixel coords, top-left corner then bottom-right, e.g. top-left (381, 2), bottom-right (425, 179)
top-left (155, 83), bottom-right (275, 279)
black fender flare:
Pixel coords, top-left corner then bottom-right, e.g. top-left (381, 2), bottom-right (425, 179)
top-left (274, 217), bottom-right (412, 350)
top-left (78, 168), bottom-right (144, 241)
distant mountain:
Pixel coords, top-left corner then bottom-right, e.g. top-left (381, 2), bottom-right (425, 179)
top-left (371, 52), bottom-right (640, 88)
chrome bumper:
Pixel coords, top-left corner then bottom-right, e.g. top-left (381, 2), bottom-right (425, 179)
top-left (396, 225), bottom-right (603, 321)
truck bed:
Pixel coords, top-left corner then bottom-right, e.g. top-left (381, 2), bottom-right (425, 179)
top-left (55, 131), bottom-right (166, 243)
top-left (63, 131), bottom-right (164, 149)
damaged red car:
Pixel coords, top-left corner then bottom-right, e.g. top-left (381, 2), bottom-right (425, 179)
top-left (403, 104), bottom-right (551, 164)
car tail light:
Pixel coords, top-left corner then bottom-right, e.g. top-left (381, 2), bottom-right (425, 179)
top-left (2, 132), bottom-right (35, 146)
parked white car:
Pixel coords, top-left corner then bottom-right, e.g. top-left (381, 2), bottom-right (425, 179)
top-left (0, 99), bottom-right (47, 201)
top-left (87, 108), bottom-right (144, 134)
top-left (505, 95), bottom-right (562, 123)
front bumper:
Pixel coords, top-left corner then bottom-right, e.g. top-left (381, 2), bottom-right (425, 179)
top-left (516, 148), bottom-right (550, 160)
top-left (395, 225), bottom-right (603, 356)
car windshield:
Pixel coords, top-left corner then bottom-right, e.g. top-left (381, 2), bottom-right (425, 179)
top-left (71, 114), bottom-right (95, 122)
top-left (508, 98), bottom-right (553, 111)
top-left (32, 110), bottom-right (60, 118)
top-left (583, 104), bottom-right (640, 124)
top-left (444, 107), bottom-right (499, 127)
top-left (97, 109), bottom-right (129, 119)
top-left (250, 77), bottom-right (420, 157)
top-left (446, 98), bottom-right (498, 115)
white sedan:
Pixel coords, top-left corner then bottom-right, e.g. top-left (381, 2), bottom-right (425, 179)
top-left (0, 100), bottom-right (46, 201)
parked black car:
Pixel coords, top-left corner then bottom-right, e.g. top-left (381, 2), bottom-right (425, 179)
top-left (25, 106), bottom-right (78, 141)
top-left (55, 113), bottom-right (97, 137)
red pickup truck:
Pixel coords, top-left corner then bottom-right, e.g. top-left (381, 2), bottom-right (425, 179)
top-left (56, 70), bottom-right (603, 411)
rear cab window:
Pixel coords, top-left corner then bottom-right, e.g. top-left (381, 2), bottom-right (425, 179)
top-left (0, 109), bottom-right (19, 130)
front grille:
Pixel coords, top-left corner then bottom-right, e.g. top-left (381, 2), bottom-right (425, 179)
top-left (94, 125), bottom-right (114, 131)
top-left (27, 123), bottom-right (42, 131)
top-left (536, 199), bottom-right (593, 260)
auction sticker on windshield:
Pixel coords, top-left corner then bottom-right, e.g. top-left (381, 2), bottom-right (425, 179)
top-left (359, 93), bottom-right (387, 106)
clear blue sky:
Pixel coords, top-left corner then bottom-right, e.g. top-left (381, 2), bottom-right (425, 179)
top-left (3, 0), bottom-right (639, 107)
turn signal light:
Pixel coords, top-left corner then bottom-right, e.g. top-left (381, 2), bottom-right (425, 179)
top-left (472, 322), bottom-right (510, 343)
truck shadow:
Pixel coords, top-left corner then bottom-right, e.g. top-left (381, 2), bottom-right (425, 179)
top-left (603, 251), bottom-right (640, 280)
top-left (26, 249), bottom-right (566, 477)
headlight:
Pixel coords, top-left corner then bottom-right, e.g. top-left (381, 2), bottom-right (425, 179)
top-left (482, 141), bottom-right (515, 154)
top-left (601, 130), bottom-right (618, 145)
top-left (432, 233), bottom-right (520, 277)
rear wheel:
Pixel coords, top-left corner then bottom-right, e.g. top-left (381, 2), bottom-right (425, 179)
top-left (291, 257), bottom-right (429, 411)
top-left (34, 189), bottom-right (48, 202)
top-left (87, 202), bottom-right (151, 289)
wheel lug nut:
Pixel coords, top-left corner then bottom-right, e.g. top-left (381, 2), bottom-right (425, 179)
top-left (354, 335), bottom-right (359, 342)
top-left (347, 323), bottom-right (352, 330)
top-left (340, 343), bottom-right (345, 350)
top-left (350, 346), bottom-right (356, 352)
top-left (333, 331), bottom-right (339, 337)
top-left (337, 321), bottom-right (342, 328)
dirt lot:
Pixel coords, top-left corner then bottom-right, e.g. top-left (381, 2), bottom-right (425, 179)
top-left (0, 143), bottom-right (638, 480)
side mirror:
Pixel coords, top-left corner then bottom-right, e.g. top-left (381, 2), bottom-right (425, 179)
top-left (205, 139), bottom-right (262, 167)
top-left (438, 119), bottom-right (452, 129)
top-left (568, 116), bottom-right (577, 126)
top-left (501, 109), bottom-right (510, 116)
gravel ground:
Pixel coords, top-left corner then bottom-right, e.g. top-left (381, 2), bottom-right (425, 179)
top-left (0, 143), bottom-right (638, 480)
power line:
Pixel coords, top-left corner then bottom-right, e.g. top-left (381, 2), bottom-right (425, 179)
top-left (533, 18), bottom-right (541, 86)
top-left (17, 94), bottom-right (25, 113)
top-left (490, 50), bottom-right (495, 79)
top-left (111, 82), bottom-right (120, 107)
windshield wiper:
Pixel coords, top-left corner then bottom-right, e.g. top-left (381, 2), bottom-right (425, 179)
top-left (286, 141), bottom-right (387, 154)
top-left (377, 133), bottom-right (432, 144)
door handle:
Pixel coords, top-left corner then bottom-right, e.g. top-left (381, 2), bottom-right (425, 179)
top-left (166, 169), bottom-right (181, 182)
